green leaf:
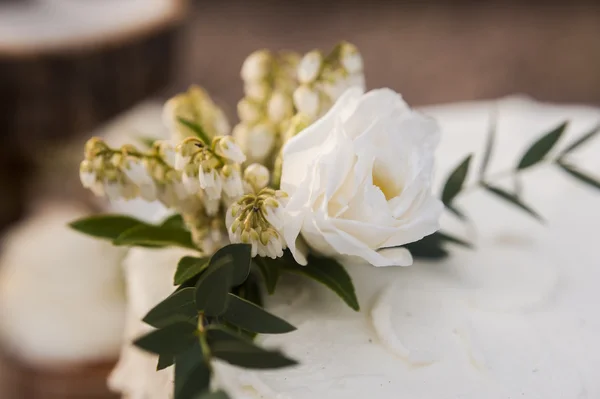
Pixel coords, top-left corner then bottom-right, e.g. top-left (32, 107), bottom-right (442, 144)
top-left (211, 244), bottom-right (252, 285)
top-left (480, 108), bottom-right (497, 179)
top-left (195, 256), bottom-right (234, 316)
top-left (157, 354), bottom-right (174, 371)
top-left (482, 184), bottom-right (543, 222)
top-left (557, 161), bottom-right (600, 191)
top-left (114, 224), bottom-right (196, 250)
top-left (222, 293), bottom-right (295, 334)
top-left (404, 234), bottom-right (449, 260)
top-left (559, 123), bottom-right (599, 156)
top-left (174, 343), bottom-right (210, 399)
top-left (175, 257), bottom-right (210, 286)
top-left (134, 322), bottom-right (197, 356)
top-left (235, 274), bottom-right (263, 308)
top-left (446, 205), bottom-right (467, 220)
top-left (195, 391), bottom-right (230, 399)
top-left (437, 231), bottom-right (473, 249)
top-left (178, 117), bottom-right (211, 145)
top-left (285, 255), bottom-right (359, 311)
top-left (207, 326), bottom-right (297, 369)
top-left (138, 136), bottom-right (158, 148)
top-left (143, 288), bottom-right (198, 328)
top-left (162, 214), bottom-right (187, 230)
top-left (442, 155), bottom-right (472, 206)
top-left (254, 258), bottom-right (281, 294)
top-left (69, 214), bottom-right (147, 240)
top-left (517, 121), bottom-right (567, 170)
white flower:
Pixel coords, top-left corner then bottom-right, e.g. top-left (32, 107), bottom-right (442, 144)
top-left (241, 50), bottom-right (271, 82)
top-left (243, 163), bottom-right (270, 192)
top-left (293, 85), bottom-right (320, 118)
top-left (281, 88), bottom-right (442, 267)
top-left (198, 167), bottom-right (222, 199)
top-left (244, 81), bottom-right (271, 101)
top-left (181, 167), bottom-right (200, 195)
top-left (202, 195), bottom-right (221, 216)
top-left (122, 158), bottom-right (152, 186)
top-left (297, 50), bottom-right (323, 84)
top-left (79, 161), bottom-right (97, 188)
top-left (237, 99), bottom-right (262, 124)
top-left (267, 91), bottom-right (293, 123)
top-left (104, 180), bottom-right (122, 201)
top-left (221, 165), bottom-right (244, 198)
top-left (233, 123), bottom-right (276, 164)
top-left (340, 43), bottom-right (364, 74)
top-left (214, 136), bottom-right (246, 164)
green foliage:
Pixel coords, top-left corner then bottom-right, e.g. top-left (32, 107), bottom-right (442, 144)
top-left (211, 244), bottom-right (252, 285)
top-left (253, 257), bottom-right (281, 294)
top-left (557, 161), bottom-right (600, 191)
top-left (69, 214), bottom-right (148, 240)
top-left (143, 288), bottom-right (197, 328)
top-left (517, 122), bottom-right (567, 170)
top-left (174, 257), bottom-right (210, 286)
top-left (178, 118), bottom-right (211, 145)
top-left (134, 322), bottom-right (197, 357)
top-left (559, 123), bottom-right (599, 156)
top-left (195, 391), bottom-right (230, 399)
top-left (441, 155), bottom-right (472, 218)
top-left (206, 325), bottom-right (297, 369)
top-left (482, 183), bottom-right (543, 222)
top-left (479, 109), bottom-right (497, 178)
top-left (114, 224), bottom-right (196, 249)
top-left (174, 343), bottom-right (211, 399)
top-left (161, 214), bottom-right (188, 230)
top-left (222, 293), bottom-right (296, 334)
top-left (405, 231), bottom-right (472, 260)
top-left (157, 354), bottom-right (174, 371)
top-left (285, 255), bottom-right (360, 311)
top-left (195, 256), bottom-right (234, 316)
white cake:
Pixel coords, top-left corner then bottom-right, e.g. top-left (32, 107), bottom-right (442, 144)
top-left (109, 96), bottom-right (600, 399)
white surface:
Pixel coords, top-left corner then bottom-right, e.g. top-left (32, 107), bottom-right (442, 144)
top-left (0, 0), bottom-right (181, 53)
top-left (0, 203), bottom-right (128, 366)
top-left (110, 96), bottom-right (600, 398)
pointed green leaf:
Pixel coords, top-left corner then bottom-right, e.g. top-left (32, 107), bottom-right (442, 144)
top-left (138, 136), bottom-right (158, 148)
top-left (446, 205), bottom-right (467, 220)
top-left (178, 117), bottom-right (211, 145)
top-left (211, 244), bottom-right (252, 285)
top-left (285, 255), bottom-right (359, 311)
top-left (236, 274), bottom-right (263, 308)
top-left (482, 184), bottom-right (543, 222)
top-left (442, 155), bottom-right (472, 206)
top-left (175, 257), bottom-right (210, 286)
top-left (437, 231), bottom-right (473, 249)
top-left (195, 391), bottom-right (230, 399)
top-left (162, 214), bottom-right (187, 230)
top-left (222, 293), bottom-right (295, 334)
top-left (174, 343), bottom-right (210, 399)
top-left (69, 214), bottom-right (147, 240)
top-left (143, 288), bottom-right (197, 328)
top-left (560, 123), bottom-right (599, 156)
top-left (558, 161), bottom-right (600, 191)
top-left (480, 108), bottom-right (497, 179)
top-left (517, 122), bottom-right (567, 170)
top-left (157, 354), bottom-right (174, 371)
top-left (195, 256), bottom-right (234, 316)
top-left (254, 258), bottom-right (281, 294)
top-left (206, 326), bottom-right (297, 369)
top-left (404, 233), bottom-right (449, 260)
top-left (114, 225), bottom-right (196, 249)
top-left (134, 322), bottom-right (197, 356)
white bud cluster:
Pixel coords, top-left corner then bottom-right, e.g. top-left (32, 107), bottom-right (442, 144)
top-left (163, 85), bottom-right (230, 142)
top-left (226, 188), bottom-right (288, 259)
top-left (293, 42), bottom-right (365, 120)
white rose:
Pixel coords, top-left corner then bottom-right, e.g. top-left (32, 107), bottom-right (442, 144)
top-left (280, 88), bottom-right (442, 267)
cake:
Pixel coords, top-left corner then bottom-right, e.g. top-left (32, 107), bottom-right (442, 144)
top-left (106, 96), bottom-right (600, 399)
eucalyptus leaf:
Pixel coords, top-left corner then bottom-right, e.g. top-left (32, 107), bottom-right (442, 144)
top-left (69, 214), bottom-right (147, 240)
top-left (446, 205), bottom-right (467, 220)
top-left (559, 123), bottom-right (599, 156)
top-left (162, 214), bottom-right (187, 230)
top-left (236, 274), bottom-right (263, 307)
top-left (558, 161), bottom-right (600, 191)
top-left (195, 391), bottom-right (230, 399)
top-left (174, 343), bottom-right (210, 399)
top-left (114, 225), bottom-right (196, 250)
top-left (175, 257), bottom-right (210, 286)
top-left (482, 184), bottom-right (543, 222)
top-left (442, 155), bottom-right (472, 206)
top-left (285, 255), bottom-right (359, 311)
top-left (157, 354), bottom-right (174, 371)
top-left (195, 256), bottom-right (234, 316)
top-left (404, 234), bottom-right (449, 260)
top-left (479, 108), bottom-right (497, 179)
top-left (143, 288), bottom-right (197, 328)
top-left (437, 231), bottom-right (473, 249)
top-left (254, 257), bottom-right (281, 294)
top-left (178, 117), bottom-right (211, 145)
top-left (222, 293), bottom-right (295, 334)
top-left (517, 121), bottom-right (567, 170)
top-left (207, 326), bottom-right (297, 369)
top-left (211, 244), bottom-right (252, 285)
top-left (134, 322), bottom-right (197, 356)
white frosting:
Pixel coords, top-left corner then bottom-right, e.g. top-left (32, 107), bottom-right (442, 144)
top-left (110, 96), bottom-right (600, 398)
top-left (0, 203), bottom-right (127, 366)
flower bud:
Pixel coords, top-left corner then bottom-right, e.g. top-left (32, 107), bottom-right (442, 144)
top-left (237, 99), bottom-right (262, 124)
top-left (267, 91), bottom-right (293, 123)
top-left (214, 136), bottom-right (246, 164)
top-left (244, 163), bottom-right (270, 192)
top-left (241, 50), bottom-right (271, 82)
top-left (298, 50), bottom-right (323, 84)
top-left (340, 42), bottom-right (364, 74)
top-left (293, 85), bottom-right (320, 118)
top-left (244, 81), bottom-right (271, 102)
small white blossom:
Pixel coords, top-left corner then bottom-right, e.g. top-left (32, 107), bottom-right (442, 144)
top-left (221, 164), bottom-right (244, 198)
top-left (202, 195), bottom-right (221, 216)
top-left (79, 161), bottom-right (97, 189)
top-left (233, 123), bottom-right (276, 164)
top-left (241, 50), bottom-right (271, 82)
top-left (340, 43), bottom-right (364, 74)
top-left (181, 165), bottom-right (201, 195)
top-left (198, 167), bottom-right (222, 200)
top-left (122, 158), bottom-right (153, 186)
top-left (104, 180), bottom-right (122, 201)
top-left (297, 50), bottom-right (323, 84)
top-left (214, 136), bottom-right (246, 164)
top-left (237, 99), bottom-right (262, 124)
top-left (244, 81), bottom-right (271, 101)
top-left (293, 85), bottom-right (320, 117)
top-left (267, 91), bottom-right (293, 123)
top-left (243, 163), bottom-right (270, 192)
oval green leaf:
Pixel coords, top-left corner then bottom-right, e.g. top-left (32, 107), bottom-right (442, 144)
top-left (143, 288), bottom-right (197, 328)
top-left (222, 293), bottom-right (295, 334)
top-left (114, 225), bottom-right (196, 250)
top-left (517, 121), bottom-right (567, 170)
top-left (175, 257), bottom-right (210, 286)
top-left (211, 244), bottom-right (252, 285)
top-left (69, 214), bottom-right (146, 240)
top-left (134, 322), bottom-right (197, 356)
top-left (253, 258), bottom-right (281, 295)
top-left (195, 256), bottom-right (234, 316)
top-left (195, 391), bottom-right (230, 399)
top-left (442, 155), bottom-right (472, 206)
top-left (174, 343), bottom-right (210, 399)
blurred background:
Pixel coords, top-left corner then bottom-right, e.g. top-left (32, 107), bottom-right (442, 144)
top-left (0, 0), bottom-right (599, 397)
